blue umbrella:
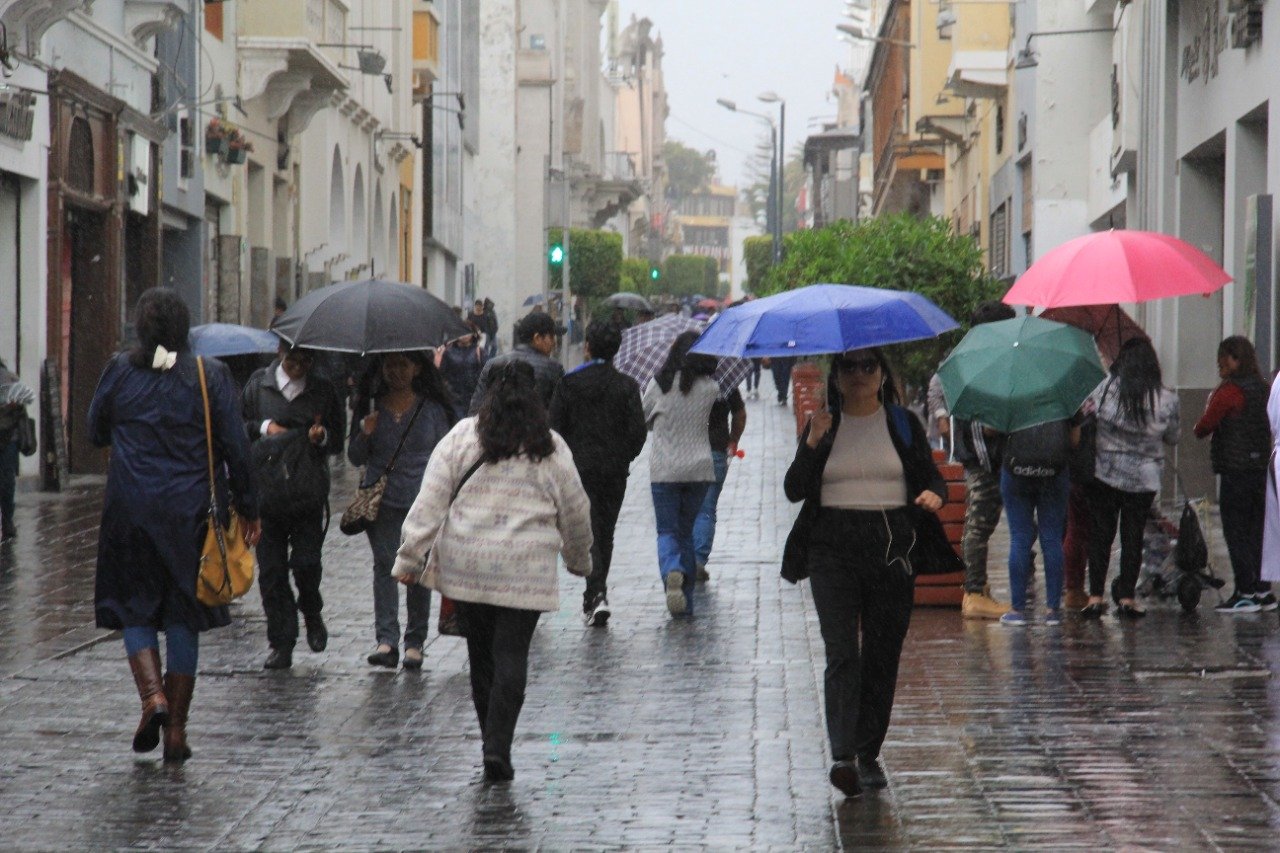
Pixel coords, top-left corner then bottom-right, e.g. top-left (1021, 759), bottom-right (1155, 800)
top-left (689, 284), bottom-right (958, 358)
top-left (189, 323), bottom-right (281, 358)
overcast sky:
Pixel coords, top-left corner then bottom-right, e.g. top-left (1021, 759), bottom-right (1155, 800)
top-left (617, 0), bottom-right (846, 189)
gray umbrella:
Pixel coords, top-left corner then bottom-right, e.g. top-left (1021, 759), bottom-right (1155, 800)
top-left (603, 292), bottom-right (654, 311)
top-left (272, 279), bottom-right (473, 354)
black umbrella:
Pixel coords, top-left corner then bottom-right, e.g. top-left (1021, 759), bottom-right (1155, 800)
top-left (272, 279), bottom-right (473, 354)
top-left (603, 292), bottom-right (654, 311)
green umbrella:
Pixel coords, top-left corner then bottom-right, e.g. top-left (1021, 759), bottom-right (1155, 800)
top-left (938, 315), bottom-right (1105, 433)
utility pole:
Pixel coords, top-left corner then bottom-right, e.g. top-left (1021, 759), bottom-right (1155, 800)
top-left (557, 0), bottom-right (573, 367)
top-left (776, 100), bottom-right (786, 263)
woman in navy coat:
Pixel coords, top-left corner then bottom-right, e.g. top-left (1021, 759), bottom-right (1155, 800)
top-left (89, 288), bottom-right (261, 762)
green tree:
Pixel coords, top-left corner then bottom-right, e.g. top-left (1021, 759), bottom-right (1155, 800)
top-left (762, 214), bottom-right (1002, 386)
top-left (664, 139), bottom-right (716, 201)
top-left (662, 254), bottom-right (716, 298)
top-left (619, 257), bottom-right (656, 295)
top-left (548, 228), bottom-right (624, 298)
top-left (742, 235), bottom-right (773, 294)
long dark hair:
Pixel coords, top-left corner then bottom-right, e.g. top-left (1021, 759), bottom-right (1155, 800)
top-left (825, 347), bottom-right (902, 413)
top-left (129, 288), bottom-right (190, 369)
top-left (1219, 335), bottom-right (1263, 381)
top-left (655, 330), bottom-right (718, 394)
top-left (1113, 337), bottom-right (1163, 425)
top-left (352, 351), bottom-right (455, 423)
top-left (477, 360), bottom-right (555, 462)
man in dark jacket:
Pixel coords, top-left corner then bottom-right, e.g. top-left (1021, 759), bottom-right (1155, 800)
top-left (469, 312), bottom-right (565, 413)
top-left (549, 320), bottom-right (647, 626)
top-left (242, 344), bottom-right (345, 669)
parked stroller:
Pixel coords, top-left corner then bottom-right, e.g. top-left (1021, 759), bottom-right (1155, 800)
top-left (1130, 498), bottom-right (1224, 612)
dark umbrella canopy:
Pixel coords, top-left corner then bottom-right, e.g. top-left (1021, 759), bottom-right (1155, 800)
top-left (603, 292), bottom-right (654, 311)
top-left (1040, 304), bottom-right (1147, 364)
top-left (272, 279), bottom-right (473, 355)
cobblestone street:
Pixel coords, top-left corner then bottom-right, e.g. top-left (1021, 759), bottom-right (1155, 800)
top-left (3, 384), bottom-right (1280, 850)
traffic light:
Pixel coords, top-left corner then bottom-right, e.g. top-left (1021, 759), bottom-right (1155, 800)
top-left (549, 243), bottom-right (565, 265)
top-left (650, 265), bottom-right (660, 281)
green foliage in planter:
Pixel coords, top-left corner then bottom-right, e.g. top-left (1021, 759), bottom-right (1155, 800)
top-left (619, 257), bottom-right (654, 295)
top-left (661, 254), bottom-right (717, 298)
top-left (760, 214), bottom-right (1002, 387)
top-left (743, 235), bottom-right (774, 295)
top-left (548, 228), bottom-right (624, 298)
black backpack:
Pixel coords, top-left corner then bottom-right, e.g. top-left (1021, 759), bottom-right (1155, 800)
top-left (252, 429), bottom-right (330, 516)
top-left (1004, 419), bottom-right (1071, 478)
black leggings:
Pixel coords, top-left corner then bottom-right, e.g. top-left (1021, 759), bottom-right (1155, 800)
top-left (1085, 480), bottom-right (1154, 600)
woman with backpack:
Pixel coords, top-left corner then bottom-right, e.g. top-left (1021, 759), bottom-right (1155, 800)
top-left (1083, 338), bottom-right (1180, 618)
top-left (782, 348), bottom-right (955, 799)
top-left (998, 418), bottom-right (1076, 626)
top-left (1194, 336), bottom-right (1274, 613)
top-left (348, 351), bottom-right (454, 669)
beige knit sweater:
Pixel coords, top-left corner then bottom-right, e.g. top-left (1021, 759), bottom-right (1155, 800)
top-left (390, 418), bottom-right (593, 612)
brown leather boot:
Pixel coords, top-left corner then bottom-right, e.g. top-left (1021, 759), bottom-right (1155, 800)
top-left (128, 648), bottom-right (169, 753)
top-left (162, 673), bottom-right (195, 762)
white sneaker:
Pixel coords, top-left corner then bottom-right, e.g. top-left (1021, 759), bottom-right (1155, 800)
top-left (665, 572), bottom-right (687, 615)
top-left (585, 596), bottom-right (611, 627)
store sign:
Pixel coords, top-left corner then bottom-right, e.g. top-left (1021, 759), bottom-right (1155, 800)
top-left (1180, 0), bottom-right (1228, 83)
top-left (0, 89), bottom-right (36, 142)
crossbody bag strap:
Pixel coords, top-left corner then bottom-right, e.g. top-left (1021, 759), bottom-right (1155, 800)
top-left (451, 457), bottom-right (486, 505)
top-left (382, 396), bottom-right (429, 477)
top-left (196, 357), bottom-right (218, 509)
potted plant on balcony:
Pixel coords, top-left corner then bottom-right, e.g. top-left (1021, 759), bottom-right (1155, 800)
top-left (225, 128), bottom-right (253, 165)
top-left (205, 118), bottom-right (228, 156)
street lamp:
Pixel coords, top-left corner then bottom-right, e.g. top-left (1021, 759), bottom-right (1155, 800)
top-left (1013, 28), bottom-right (1116, 69)
top-left (718, 97), bottom-right (781, 264)
top-left (758, 91), bottom-right (786, 264)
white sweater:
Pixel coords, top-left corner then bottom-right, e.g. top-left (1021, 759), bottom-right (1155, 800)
top-left (642, 375), bottom-right (718, 483)
top-left (390, 418), bottom-right (593, 612)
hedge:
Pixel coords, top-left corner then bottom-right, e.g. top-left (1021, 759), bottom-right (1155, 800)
top-left (548, 228), bottom-right (624, 298)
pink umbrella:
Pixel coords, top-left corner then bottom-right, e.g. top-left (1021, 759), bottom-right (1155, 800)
top-left (1003, 230), bottom-right (1231, 308)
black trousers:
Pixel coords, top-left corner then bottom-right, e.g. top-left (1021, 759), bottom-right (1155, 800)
top-left (257, 508), bottom-right (326, 650)
top-left (457, 602), bottom-right (541, 764)
top-left (1085, 480), bottom-right (1154, 600)
top-left (581, 471), bottom-right (629, 609)
top-left (808, 507), bottom-right (915, 763)
top-left (1220, 469), bottom-right (1268, 595)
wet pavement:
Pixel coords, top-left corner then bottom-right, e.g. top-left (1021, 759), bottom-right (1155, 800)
top-left (2, 382), bottom-right (1279, 850)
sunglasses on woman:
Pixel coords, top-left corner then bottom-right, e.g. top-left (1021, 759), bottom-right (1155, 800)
top-left (835, 356), bottom-right (880, 375)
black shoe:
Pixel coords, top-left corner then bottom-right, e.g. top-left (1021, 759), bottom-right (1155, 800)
top-left (483, 754), bottom-right (514, 783)
top-left (1079, 602), bottom-right (1107, 619)
top-left (367, 645), bottom-right (399, 668)
top-left (305, 614), bottom-right (328, 652)
top-left (1116, 603), bottom-right (1147, 619)
top-left (829, 761), bottom-right (863, 798)
top-left (856, 756), bottom-right (887, 789)
top-left (263, 647), bottom-right (293, 670)
top-left (0, 524), bottom-right (14, 543)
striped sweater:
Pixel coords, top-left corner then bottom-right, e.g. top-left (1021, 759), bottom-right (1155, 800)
top-left (641, 375), bottom-right (718, 483)
top-left (390, 418), bottom-right (593, 612)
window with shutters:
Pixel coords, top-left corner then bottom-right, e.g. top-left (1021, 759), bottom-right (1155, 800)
top-left (990, 202), bottom-right (1009, 278)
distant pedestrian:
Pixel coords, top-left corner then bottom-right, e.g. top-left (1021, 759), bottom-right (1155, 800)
top-left (693, 388), bottom-right (746, 581)
top-left (1260, 372), bottom-right (1280, 589)
top-left (954, 300), bottom-right (1018, 620)
top-left (744, 358), bottom-right (762, 400)
top-left (1195, 336), bottom-right (1274, 613)
top-left (782, 348), bottom-right (948, 799)
top-left (770, 355), bottom-right (796, 406)
top-left (242, 343), bottom-right (345, 669)
top-left (470, 312), bottom-right (564, 413)
top-left (926, 370), bottom-right (949, 452)
top-left (643, 331), bottom-right (720, 616)
top-left (392, 361), bottom-right (592, 784)
top-left (349, 352), bottom-right (454, 669)
top-left (1082, 338), bottom-right (1179, 619)
top-left (549, 320), bottom-right (647, 627)
top-left (439, 333), bottom-right (486, 421)
top-left (89, 288), bottom-right (261, 762)
top-left (0, 356), bottom-right (34, 542)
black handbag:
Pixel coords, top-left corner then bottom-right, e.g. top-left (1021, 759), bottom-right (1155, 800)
top-left (252, 429), bottom-right (329, 516)
top-left (16, 414), bottom-right (36, 457)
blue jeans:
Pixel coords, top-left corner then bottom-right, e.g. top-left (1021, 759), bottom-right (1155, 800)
top-left (693, 451), bottom-right (729, 566)
top-left (367, 504), bottom-right (431, 649)
top-left (651, 481), bottom-right (711, 610)
top-left (1000, 468), bottom-right (1068, 613)
top-left (123, 625), bottom-right (199, 676)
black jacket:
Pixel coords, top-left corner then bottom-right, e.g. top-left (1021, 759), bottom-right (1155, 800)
top-left (781, 404), bottom-right (961, 583)
top-left (549, 362), bottom-right (646, 479)
top-left (1211, 376), bottom-right (1271, 473)
top-left (242, 362), bottom-right (345, 514)
top-left (468, 345), bottom-right (565, 414)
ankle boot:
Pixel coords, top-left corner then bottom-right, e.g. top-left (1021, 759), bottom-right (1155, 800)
top-left (127, 648), bottom-right (169, 753)
top-left (162, 673), bottom-right (195, 762)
